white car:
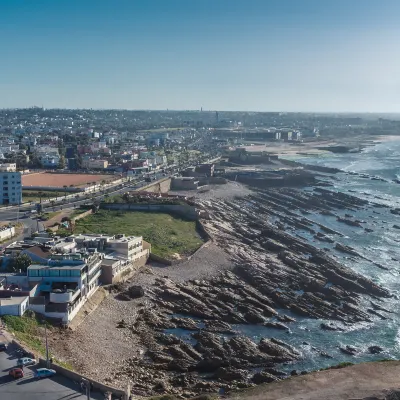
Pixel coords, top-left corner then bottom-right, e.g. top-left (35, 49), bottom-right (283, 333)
top-left (17, 357), bottom-right (36, 367)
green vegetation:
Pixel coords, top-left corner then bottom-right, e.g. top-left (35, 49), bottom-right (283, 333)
top-left (22, 190), bottom-right (61, 203)
top-left (41, 211), bottom-right (61, 221)
top-left (58, 210), bottom-right (204, 258)
top-left (7, 254), bottom-right (32, 272)
top-left (2, 313), bottom-right (74, 370)
top-left (320, 362), bottom-right (354, 371)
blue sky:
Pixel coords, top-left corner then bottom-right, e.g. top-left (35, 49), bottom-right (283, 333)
top-left (1, 0), bottom-right (400, 112)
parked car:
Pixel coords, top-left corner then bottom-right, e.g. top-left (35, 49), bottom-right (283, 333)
top-left (17, 357), bottom-right (36, 367)
top-left (15, 349), bottom-right (34, 358)
top-left (0, 343), bottom-right (7, 351)
top-left (9, 368), bottom-right (24, 379)
top-left (35, 368), bottom-right (56, 379)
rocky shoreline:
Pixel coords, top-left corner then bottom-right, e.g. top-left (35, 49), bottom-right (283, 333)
top-left (102, 171), bottom-right (397, 397)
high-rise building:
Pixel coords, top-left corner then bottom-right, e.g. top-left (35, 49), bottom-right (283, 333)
top-left (0, 165), bottom-right (22, 204)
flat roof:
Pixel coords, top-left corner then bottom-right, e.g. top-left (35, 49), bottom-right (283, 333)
top-left (0, 296), bottom-right (28, 306)
top-left (28, 264), bottom-right (85, 270)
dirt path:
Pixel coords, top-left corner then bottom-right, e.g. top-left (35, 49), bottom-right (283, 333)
top-left (228, 362), bottom-right (400, 400)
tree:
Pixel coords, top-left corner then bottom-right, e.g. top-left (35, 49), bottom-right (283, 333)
top-left (58, 156), bottom-right (66, 169)
top-left (8, 254), bottom-right (32, 273)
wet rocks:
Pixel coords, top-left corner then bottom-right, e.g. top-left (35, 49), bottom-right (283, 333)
top-left (368, 345), bottom-right (384, 354)
top-left (252, 371), bottom-right (278, 384)
top-left (339, 345), bottom-right (359, 356)
top-left (108, 183), bottom-right (395, 396)
top-left (258, 338), bottom-right (300, 361)
top-left (320, 322), bottom-right (345, 331)
top-left (264, 321), bottom-right (289, 330)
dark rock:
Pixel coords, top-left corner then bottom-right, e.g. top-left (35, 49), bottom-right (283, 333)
top-left (264, 368), bottom-right (287, 377)
top-left (154, 333), bottom-right (181, 346)
top-left (204, 320), bottom-right (234, 334)
top-left (216, 367), bottom-right (248, 382)
top-left (300, 371), bottom-right (308, 375)
top-left (339, 345), bottom-right (358, 356)
top-left (128, 285), bottom-right (145, 298)
top-left (368, 345), bottom-right (384, 354)
top-left (171, 317), bottom-right (199, 331)
top-left (258, 338), bottom-right (299, 360)
top-left (277, 314), bottom-right (296, 323)
top-left (290, 370), bottom-right (298, 376)
top-left (264, 321), bottom-right (289, 330)
top-left (195, 358), bottom-right (224, 372)
top-left (320, 322), bottom-right (344, 331)
top-left (244, 311), bottom-right (264, 324)
top-left (252, 371), bottom-right (277, 384)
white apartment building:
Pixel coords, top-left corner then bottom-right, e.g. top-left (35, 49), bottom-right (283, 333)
top-left (0, 170), bottom-right (22, 205)
top-left (27, 252), bottom-right (103, 324)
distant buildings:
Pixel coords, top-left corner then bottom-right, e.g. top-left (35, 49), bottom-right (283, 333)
top-left (81, 157), bottom-right (109, 170)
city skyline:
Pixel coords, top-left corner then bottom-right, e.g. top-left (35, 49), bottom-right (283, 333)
top-left (1, 0), bottom-right (400, 112)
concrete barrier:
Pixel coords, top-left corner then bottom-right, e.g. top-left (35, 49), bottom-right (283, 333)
top-left (37, 359), bottom-right (127, 399)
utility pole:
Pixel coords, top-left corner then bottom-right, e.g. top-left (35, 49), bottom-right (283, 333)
top-left (44, 322), bottom-right (49, 368)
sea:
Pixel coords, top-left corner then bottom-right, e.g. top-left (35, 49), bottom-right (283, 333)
top-left (169, 139), bottom-right (400, 373)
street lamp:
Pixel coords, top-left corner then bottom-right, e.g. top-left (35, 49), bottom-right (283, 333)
top-left (43, 318), bottom-right (50, 368)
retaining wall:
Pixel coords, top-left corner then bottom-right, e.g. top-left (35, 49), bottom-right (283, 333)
top-left (136, 177), bottom-right (171, 193)
top-left (37, 359), bottom-right (127, 399)
top-left (71, 209), bottom-right (93, 222)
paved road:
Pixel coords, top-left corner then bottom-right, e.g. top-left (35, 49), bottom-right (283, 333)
top-left (0, 334), bottom-right (103, 399)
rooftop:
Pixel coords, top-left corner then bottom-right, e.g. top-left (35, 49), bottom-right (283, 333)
top-left (0, 296), bottom-right (28, 306)
top-left (28, 263), bottom-right (85, 271)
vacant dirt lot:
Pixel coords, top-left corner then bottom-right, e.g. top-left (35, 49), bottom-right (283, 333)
top-left (22, 172), bottom-right (114, 188)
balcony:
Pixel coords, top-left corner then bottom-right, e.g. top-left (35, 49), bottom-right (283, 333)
top-left (50, 288), bottom-right (80, 303)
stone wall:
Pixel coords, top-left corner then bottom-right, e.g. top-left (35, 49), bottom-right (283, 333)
top-left (137, 177), bottom-right (171, 193)
top-left (71, 209), bottom-right (92, 222)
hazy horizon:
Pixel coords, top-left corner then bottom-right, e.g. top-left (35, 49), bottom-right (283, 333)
top-left (1, 0), bottom-right (400, 112)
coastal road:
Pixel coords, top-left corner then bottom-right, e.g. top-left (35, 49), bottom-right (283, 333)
top-left (0, 339), bottom-right (102, 400)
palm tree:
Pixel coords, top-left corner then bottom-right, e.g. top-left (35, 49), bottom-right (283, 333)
top-left (63, 185), bottom-right (67, 200)
top-left (50, 200), bottom-right (55, 211)
top-left (38, 191), bottom-right (44, 204)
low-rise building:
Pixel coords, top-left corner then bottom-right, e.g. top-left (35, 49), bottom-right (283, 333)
top-left (0, 226), bottom-right (15, 241)
top-left (171, 177), bottom-right (199, 190)
top-left (0, 296), bottom-right (29, 316)
top-left (82, 158), bottom-right (109, 170)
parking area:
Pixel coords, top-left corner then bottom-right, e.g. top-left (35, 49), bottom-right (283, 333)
top-left (0, 332), bottom-right (102, 400)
